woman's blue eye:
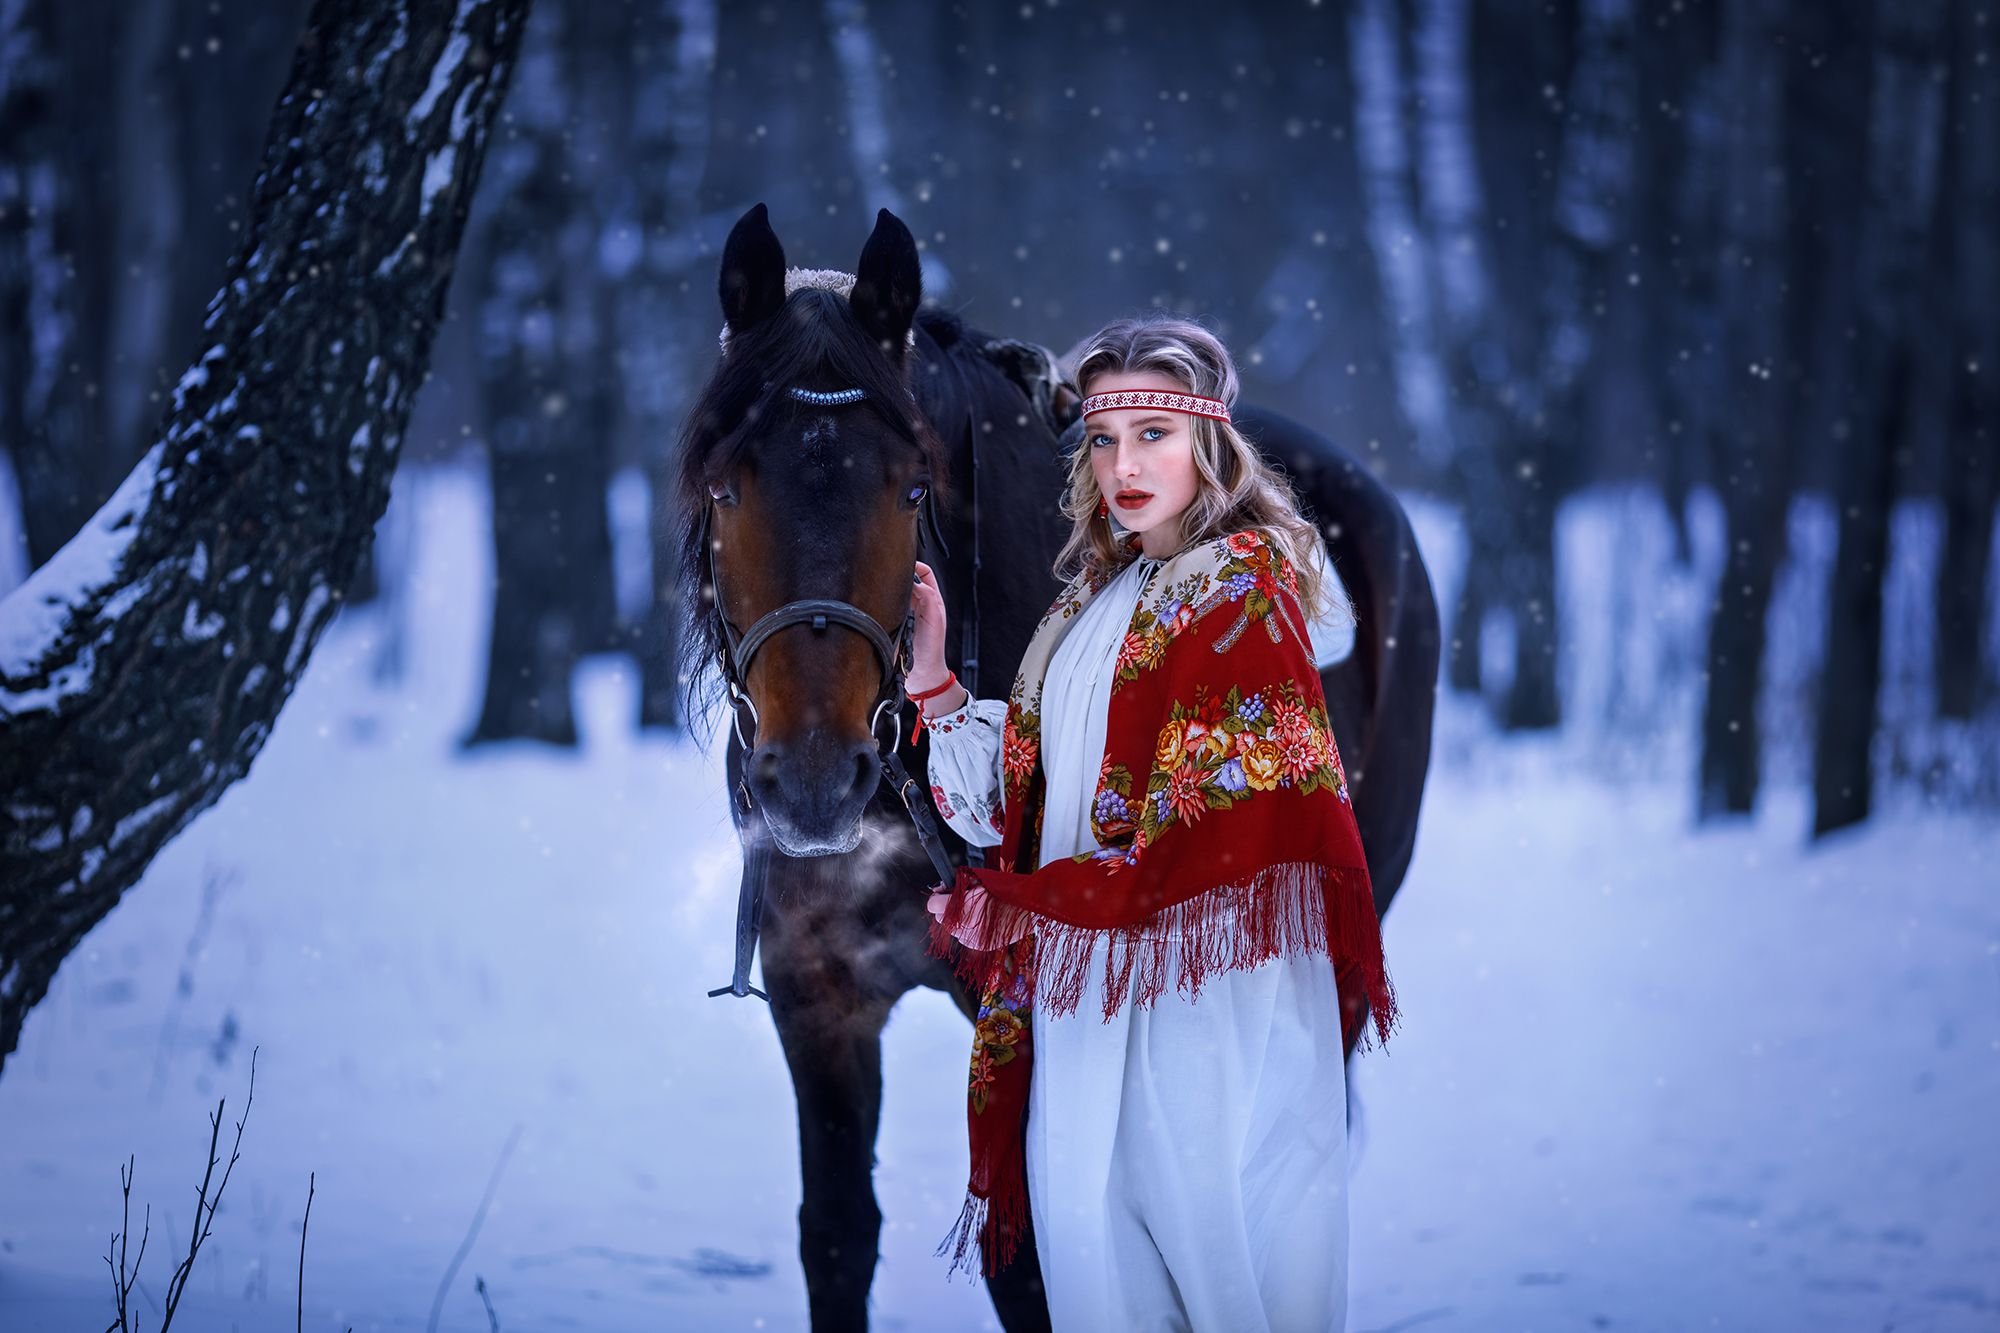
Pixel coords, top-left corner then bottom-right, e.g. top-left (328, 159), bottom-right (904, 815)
top-left (1090, 428), bottom-right (1169, 447)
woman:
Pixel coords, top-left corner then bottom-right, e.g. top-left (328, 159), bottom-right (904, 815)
top-left (906, 313), bottom-right (1399, 1330)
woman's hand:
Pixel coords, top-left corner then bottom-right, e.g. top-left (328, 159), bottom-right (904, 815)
top-left (926, 880), bottom-right (1034, 951)
top-left (909, 560), bottom-right (953, 695)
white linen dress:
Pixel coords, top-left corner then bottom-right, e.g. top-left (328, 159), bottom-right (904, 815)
top-left (925, 543), bottom-right (1358, 1332)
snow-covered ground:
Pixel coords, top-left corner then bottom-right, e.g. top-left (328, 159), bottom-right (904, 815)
top-left (1, 464), bottom-right (1994, 1331)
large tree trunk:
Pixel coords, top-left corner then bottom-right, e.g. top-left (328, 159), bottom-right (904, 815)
top-left (1410, 0), bottom-right (1632, 731)
top-left (1697, 0), bottom-right (1790, 819)
top-left (1349, 0), bottom-right (1453, 468)
top-left (631, 0), bottom-right (718, 732)
top-left (0, 2), bottom-right (57, 560)
top-left (0, 0), bottom-right (231, 573)
top-left (1351, 0), bottom-right (1480, 683)
top-left (0, 0), bottom-right (102, 573)
top-left (1631, 1), bottom-right (1719, 573)
top-left (1812, 0), bottom-right (1952, 836)
top-left (0, 0), bottom-right (530, 1070)
top-left (1404, 0), bottom-right (1521, 699)
top-left (462, 0), bottom-right (616, 749)
top-left (1504, 0), bottom-right (1635, 732)
top-left (1934, 0), bottom-right (1999, 721)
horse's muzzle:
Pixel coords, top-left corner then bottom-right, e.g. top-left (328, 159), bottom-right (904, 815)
top-left (747, 732), bottom-right (881, 855)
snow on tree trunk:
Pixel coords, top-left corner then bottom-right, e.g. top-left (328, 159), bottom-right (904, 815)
top-left (461, 0), bottom-right (616, 749)
top-left (1812, 0), bottom-right (1952, 837)
top-left (0, 0), bottom-right (531, 1068)
top-left (1697, 0), bottom-right (1790, 819)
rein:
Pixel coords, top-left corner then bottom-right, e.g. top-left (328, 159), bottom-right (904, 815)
top-left (706, 383), bottom-right (974, 1002)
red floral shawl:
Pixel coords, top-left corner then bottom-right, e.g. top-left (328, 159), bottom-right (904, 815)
top-left (926, 526), bottom-right (1400, 1277)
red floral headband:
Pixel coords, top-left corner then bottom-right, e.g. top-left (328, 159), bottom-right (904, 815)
top-left (1078, 388), bottom-right (1232, 424)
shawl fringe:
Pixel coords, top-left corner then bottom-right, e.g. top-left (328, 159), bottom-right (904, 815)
top-left (934, 1162), bottom-right (1032, 1280)
top-left (927, 857), bottom-right (1400, 1050)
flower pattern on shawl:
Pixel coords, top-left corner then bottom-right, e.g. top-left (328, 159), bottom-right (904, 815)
top-left (1000, 701), bottom-right (1040, 800)
top-left (1083, 679), bottom-right (1345, 864)
top-left (967, 960), bottom-right (1032, 1115)
top-left (1200, 534), bottom-right (1302, 653)
top-left (1107, 531), bottom-right (1308, 693)
top-left (1092, 751), bottom-right (1138, 841)
top-left (1112, 571), bottom-right (1205, 688)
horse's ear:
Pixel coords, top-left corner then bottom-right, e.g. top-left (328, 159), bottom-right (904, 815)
top-left (850, 208), bottom-right (921, 357)
top-left (720, 203), bottom-right (788, 336)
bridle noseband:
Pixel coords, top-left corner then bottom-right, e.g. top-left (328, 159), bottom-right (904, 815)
top-left (705, 383), bottom-right (961, 1001)
top-left (709, 552), bottom-right (914, 761)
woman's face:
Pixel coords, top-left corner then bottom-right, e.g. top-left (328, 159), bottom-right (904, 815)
top-left (1084, 369), bottom-right (1202, 558)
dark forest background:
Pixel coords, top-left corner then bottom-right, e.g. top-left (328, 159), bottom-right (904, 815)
top-left (1, 5), bottom-right (1993, 1322)
top-left (3, 0), bottom-right (1994, 836)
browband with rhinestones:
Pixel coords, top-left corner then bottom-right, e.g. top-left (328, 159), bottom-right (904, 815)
top-left (1078, 389), bottom-right (1232, 423)
top-left (790, 386), bottom-right (868, 406)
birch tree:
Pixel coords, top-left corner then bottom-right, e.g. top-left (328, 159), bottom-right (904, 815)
top-left (0, 0), bottom-right (531, 1068)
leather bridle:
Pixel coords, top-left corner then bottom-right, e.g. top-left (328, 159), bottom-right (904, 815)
top-left (704, 384), bottom-right (967, 1001)
top-left (700, 495), bottom-right (921, 772)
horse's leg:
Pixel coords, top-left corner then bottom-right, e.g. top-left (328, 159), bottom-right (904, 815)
top-left (762, 888), bottom-right (894, 1331)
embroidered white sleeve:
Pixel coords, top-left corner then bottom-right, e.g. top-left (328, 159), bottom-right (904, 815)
top-left (923, 695), bottom-right (1009, 848)
top-left (1303, 535), bottom-right (1357, 667)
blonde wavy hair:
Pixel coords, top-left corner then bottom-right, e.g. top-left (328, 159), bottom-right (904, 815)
top-left (1055, 313), bottom-right (1340, 626)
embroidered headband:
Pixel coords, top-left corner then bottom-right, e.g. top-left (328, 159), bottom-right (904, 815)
top-left (1078, 388), bottom-right (1232, 423)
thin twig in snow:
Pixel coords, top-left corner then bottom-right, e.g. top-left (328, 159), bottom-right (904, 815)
top-left (102, 1154), bottom-right (150, 1332)
top-left (475, 1274), bottom-right (501, 1331)
top-left (159, 1044), bottom-right (257, 1329)
top-left (298, 1170), bottom-right (315, 1333)
top-left (425, 1122), bottom-right (523, 1333)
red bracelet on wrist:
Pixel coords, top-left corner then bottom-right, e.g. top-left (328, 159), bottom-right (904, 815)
top-left (908, 670), bottom-right (958, 704)
top-left (908, 670), bottom-right (958, 744)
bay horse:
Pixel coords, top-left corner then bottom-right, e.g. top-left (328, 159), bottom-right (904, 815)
top-left (672, 203), bottom-right (1439, 1332)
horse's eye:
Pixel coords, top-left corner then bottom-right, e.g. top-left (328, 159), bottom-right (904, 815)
top-left (906, 481), bottom-right (928, 507)
top-left (707, 479), bottom-right (733, 504)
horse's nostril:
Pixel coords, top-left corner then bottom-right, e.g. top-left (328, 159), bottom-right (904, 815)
top-left (749, 743), bottom-right (785, 796)
top-left (850, 742), bottom-right (880, 802)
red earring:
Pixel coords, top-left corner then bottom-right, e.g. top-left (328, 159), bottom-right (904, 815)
top-left (1097, 496), bottom-right (1110, 519)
